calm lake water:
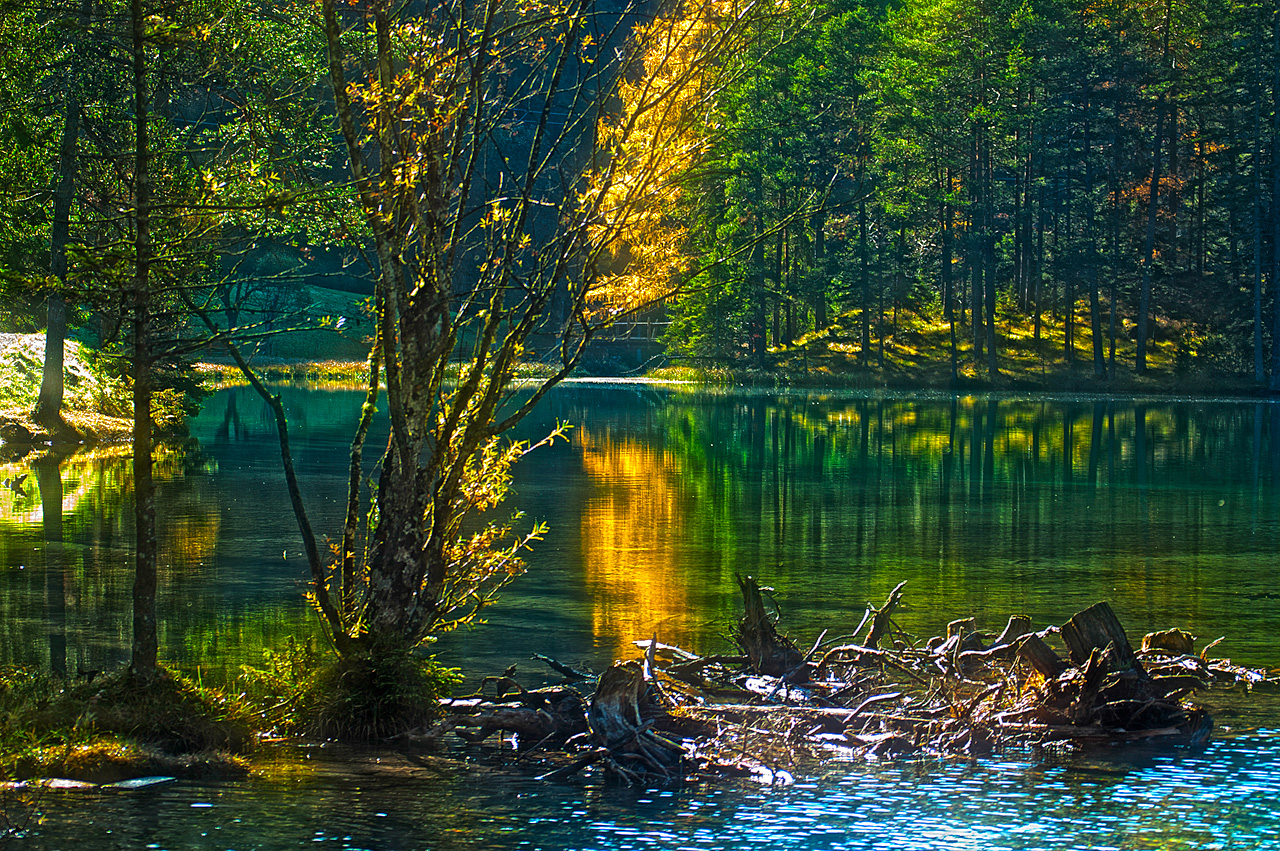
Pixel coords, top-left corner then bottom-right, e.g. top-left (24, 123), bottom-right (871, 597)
top-left (3, 382), bottom-right (1280, 849)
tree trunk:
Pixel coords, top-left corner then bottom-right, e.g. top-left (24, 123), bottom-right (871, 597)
top-left (32, 0), bottom-right (89, 432)
top-left (1136, 98), bottom-right (1165, 374)
top-left (1085, 102), bottom-right (1105, 377)
top-left (1110, 87), bottom-right (1122, 377)
top-left (941, 170), bottom-right (954, 321)
top-left (129, 0), bottom-right (158, 681)
top-left (812, 208), bottom-right (827, 329)
top-left (1137, 0), bottom-right (1173, 374)
top-left (1254, 47), bottom-right (1265, 384)
top-left (859, 195), bottom-right (871, 362)
top-left (1270, 10), bottom-right (1280, 392)
top-left (983, 137), bottom-right (998, 378)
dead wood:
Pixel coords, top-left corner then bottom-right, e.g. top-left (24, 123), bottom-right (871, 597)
top-left (1141, 628), bottom-right (1196, 655)
top-left (533, 653), bottom-right (593, 682)
top-left (588, 661), bottom-right (684, 780)
top-left (1017, 632), bottom-right (1069, 679)
top-left (864, 581), bottom-right (907, 649)
top-left (1060, 602), bottom-right (1137, 671)
top-left (734, 574), bottom-right (807, 678)
top-left (430, 586), bottom-right (1273, 785)
top-left (994, 615), bottom-right (1033, 647)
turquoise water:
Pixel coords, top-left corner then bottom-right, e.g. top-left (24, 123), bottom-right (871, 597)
top-left (12, 735), bottom-right (1280, 849)
top-left (3, 383), bottom-right (1280, 848)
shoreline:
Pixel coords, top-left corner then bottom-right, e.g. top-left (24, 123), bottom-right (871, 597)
top-left (3, 356), bottom-right (1275, 461)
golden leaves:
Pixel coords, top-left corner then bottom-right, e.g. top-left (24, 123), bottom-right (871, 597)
top-left (584, 0), bottom-right (750, 320)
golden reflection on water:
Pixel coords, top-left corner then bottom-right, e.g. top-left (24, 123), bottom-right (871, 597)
top-left (562, 394), bottom-right (1280, 667)
top-left (576, 427), bottom-right (695, 660)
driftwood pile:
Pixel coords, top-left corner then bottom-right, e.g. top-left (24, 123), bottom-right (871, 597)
top-left (427, 578), bottom-right (1274, 784)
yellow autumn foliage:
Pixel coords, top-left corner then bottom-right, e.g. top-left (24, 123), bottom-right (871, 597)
top-left (585, 0), bottom-right (768, 320)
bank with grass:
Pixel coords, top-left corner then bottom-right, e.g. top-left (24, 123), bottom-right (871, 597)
top-left (653, 304), bottom-right (1265, 396)
top-left (0, 333), bottom-right (194, 450)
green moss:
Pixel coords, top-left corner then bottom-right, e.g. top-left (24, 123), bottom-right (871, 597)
top-left (307, 651), bottom-right (461, 742)
top-left (0, 665), bottom-right (252, 756)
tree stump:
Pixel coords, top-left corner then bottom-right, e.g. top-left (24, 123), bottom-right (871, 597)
top-left (588, 661), bottom-right (683, 781)
top-left (1141, 628), bottom-right (1196, 656)
top-left (589, 662), bottom-right (645, 748)
top-left (734, 575), bottom-right (806, 678)
top-left (1016, 632), bottom-right (1069, 679)
top-left (864, 581), bottom-right (907, 650)
top-left (1060, 602), bottom-right (1137, 671)
top-left (993, 615), bottom-right (1033, 647)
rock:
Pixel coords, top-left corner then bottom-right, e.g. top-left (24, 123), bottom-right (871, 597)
top-left (0, 418), bottom-right (35, 445)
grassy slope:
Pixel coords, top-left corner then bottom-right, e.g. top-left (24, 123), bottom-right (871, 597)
top-left (653, 302), bottom-right (1257, 396)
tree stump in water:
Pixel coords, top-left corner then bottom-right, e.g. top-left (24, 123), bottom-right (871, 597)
top-left (1017, 633), bottom-right (1069, 679)
top-left (993, 615), bottom-right (1033, 647)
top-left (864, 581), bottom-right (907, 650)
top-left (589, 662), bottom-right (645, 748)
top-left (588, 661), bottom-right (683, 780)
top-left (1060, 602), bottom-right (1137, 672)
top-left (734, 574), bottom-right (806, 678)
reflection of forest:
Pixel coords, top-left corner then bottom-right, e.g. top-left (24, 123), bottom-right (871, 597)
top-left (6, 389), bottom-right (1280, 678)
top-left (562, 390), bottom-right (1280, 664)
top-left (0, 446), bottom-right (221, 672)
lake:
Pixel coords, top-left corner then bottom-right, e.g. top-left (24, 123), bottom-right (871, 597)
top-left (3, 382), bottom-right (1280, 849)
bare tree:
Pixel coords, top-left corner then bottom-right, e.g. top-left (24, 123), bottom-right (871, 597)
top-left (216, 0), bottom-right (767, 731)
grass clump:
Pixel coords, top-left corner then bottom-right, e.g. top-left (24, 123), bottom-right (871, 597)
top-left (0, 665), bottom-right (254, 785)
top-left (234, 638), bottom-right (461, 742)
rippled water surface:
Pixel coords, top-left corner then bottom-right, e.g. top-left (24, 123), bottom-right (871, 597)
top-left (13, 734), bottom-right (1280, 850)
top-left (3, 383), bottom-right (1280, 848)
